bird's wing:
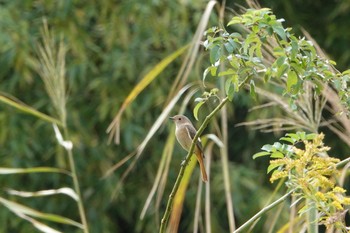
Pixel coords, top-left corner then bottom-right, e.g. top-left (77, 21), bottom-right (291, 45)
top-left (185, 124), bottom-right (203, 152)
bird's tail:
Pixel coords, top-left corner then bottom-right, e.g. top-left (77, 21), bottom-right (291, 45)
top-left (195, 148), bottom-right (208, 182)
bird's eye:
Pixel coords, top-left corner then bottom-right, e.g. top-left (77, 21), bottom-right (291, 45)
top-left (179, 117), bottom-right (182, 120)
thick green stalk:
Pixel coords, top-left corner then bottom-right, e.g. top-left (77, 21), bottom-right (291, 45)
top-left (306, 200), bottom-right (318, 233)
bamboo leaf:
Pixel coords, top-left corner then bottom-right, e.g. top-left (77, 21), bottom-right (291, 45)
top-left (13, 212), bottom-right (62, 233)
top-left (0, 197), bottom-right (83, 228)
top-left (0, 95), bottom-right (62, 126)
top-left (0, 167), bottom-right (70, 176)
top-left (7, 187), bottom-right (78, 201)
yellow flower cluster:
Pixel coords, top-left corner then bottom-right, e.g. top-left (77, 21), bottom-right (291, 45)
top-left (269, 133), bottom-right (350, 229)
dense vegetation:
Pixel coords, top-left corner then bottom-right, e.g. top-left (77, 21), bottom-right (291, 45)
top-left (0, 1), bottom-right (349, 232)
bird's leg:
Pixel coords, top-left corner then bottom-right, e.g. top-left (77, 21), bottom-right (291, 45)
top-left (181, 156), bottom-right (190, 166)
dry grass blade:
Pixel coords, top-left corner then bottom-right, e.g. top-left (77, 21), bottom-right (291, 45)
top-left (106, 45), bottom-right (189, 144)
top-left (205, 142), bottom-right (214, 233)
top-left (168, 154), bottom-right (198, 233)
top-left (321, 85), bottom-right (350, 148)
top-left (108, 84), bottom-right (193, 199)
top-left (14, 212), bottom-right (62, 233)
top-left (167, 0), bottom-right (218, 99)
top-left (140, 133), bottom-right (175, 220)
top-left (0, 167), bottom-right (70, 175)
top-left (102, 152), bottom-right (136, 178)
top-left (193, 169), bottom-right (205, 233)
top-left (7, 187), bottom-right (78, 201)
top-left (238, 86), bottom-right (321, 133)
top-left (36, 19), bottom-right (67, 125)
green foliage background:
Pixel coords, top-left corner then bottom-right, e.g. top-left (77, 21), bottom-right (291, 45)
top-left (0, 0), bottom-right (349, 232)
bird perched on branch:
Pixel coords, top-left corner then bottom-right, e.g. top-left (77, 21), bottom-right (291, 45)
top-left (170, 115), bottom-right (208, 182)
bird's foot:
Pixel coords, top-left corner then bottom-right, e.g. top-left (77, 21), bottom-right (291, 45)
top-left (181, 157), bottom-right (190, 166)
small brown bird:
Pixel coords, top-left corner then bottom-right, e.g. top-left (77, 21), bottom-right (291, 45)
top-left (170, 115), bottom-right (208, 182)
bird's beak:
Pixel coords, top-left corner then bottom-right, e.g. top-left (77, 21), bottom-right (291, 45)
top-left (169, 116), bottom-right (175, 121)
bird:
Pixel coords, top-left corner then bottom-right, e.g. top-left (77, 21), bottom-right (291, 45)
top-left (169, 115), bottom-right (208, 182)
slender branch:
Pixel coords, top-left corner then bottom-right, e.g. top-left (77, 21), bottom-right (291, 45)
top-left (233, 189), bottom-right (294, 233)
top-left (159, 96), bottom-right (229, 233)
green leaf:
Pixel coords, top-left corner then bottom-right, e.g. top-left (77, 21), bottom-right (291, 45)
top-left (250, 80), bottom-right (257, 101)
top-left (306, 133), bottom-right (318, 140)
top-left (261, 144), bottom-right (273, 152)
top-left (296, 131), bottom-right (306, 140)
top-left (275, 56), bottom-right (286, 66)
top-left (342, 69), bottom-right (350, 76)
top-left (252, 151), bottom-right (270, 159)
top-left (285, 133), bottom-right (299, 141)
top-left (291, 39), bottom-right (299, 58)
top-left (272, 142), bottom-right (283, 151)
top-left (267, 163), bottom-right (281, 174)
top-left (286, 70), bottom-right (298, 92)
top-left (272, 24), bottom-right (286, 40)
top-left (264, 68), bottom-right (272, 83)
top-left (224, 41), bottom-right (234, 54)
top-left (227, 16), bottom-right (243, 26)
top-left (271, 151), bottom-right (284, 158)
top-left (280, 137), bottom-right (296, 144)
top-left (203, 66), bottom-right (217, 83)
top-left (193, 101), bottom-right (205, 121)
top-left (218, 69), bottom-right (236, 77)
top-left (277, 63), bottom-right (289, 78)
top-left (210, 45), bottom-right (221, 64)
top-left (252, 25), bottom-right (259, 33)
top-left (225, 78), bottom-right (235, 101)
top-left (255, 43), bottom-right (263, 58)
top-left (210, 66), bottom-right (218, 76)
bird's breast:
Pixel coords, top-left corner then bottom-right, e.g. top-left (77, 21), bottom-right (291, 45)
top-left (175, 127), bottom-right (192, 151)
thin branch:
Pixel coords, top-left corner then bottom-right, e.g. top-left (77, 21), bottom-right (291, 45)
top-left (233, 189), bottom-right (294, 233)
